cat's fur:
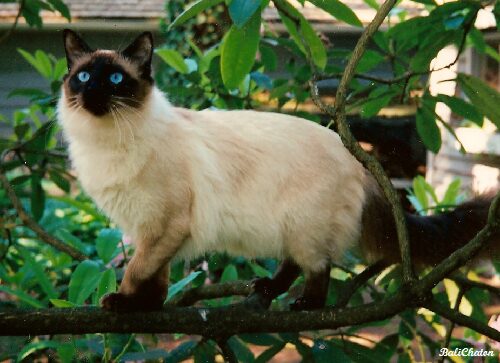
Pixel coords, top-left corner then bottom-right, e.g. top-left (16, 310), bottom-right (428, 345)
top-left (58, 30), bottom-right (498, 311)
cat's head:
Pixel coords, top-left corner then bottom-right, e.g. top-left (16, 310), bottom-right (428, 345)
top-left (62, 29), bottom-right (154, 117)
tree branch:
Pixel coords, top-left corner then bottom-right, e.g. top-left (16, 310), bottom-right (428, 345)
top-left (0, 168), bottom-right (88, 261)
top-left (171, 280), bottom-right (252, 307)
top-left (310, 0), bottom-right (415, 284)
top-left (425, 298), bottom-right (500, 342)
top-left (0, 0), bottom-right (25, 45)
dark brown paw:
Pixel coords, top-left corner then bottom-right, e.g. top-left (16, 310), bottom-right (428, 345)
top-left (251, 277), bottom-right (274, 296)
top-left (100, 292), bottom-right (164, 312)
top-left (290, 297), bottom-right (324, 311)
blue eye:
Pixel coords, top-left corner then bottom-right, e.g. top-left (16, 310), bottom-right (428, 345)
top-left (77, 71), bottom-right (90, 82)
top-left (110, 72), bottom-right (123, 84)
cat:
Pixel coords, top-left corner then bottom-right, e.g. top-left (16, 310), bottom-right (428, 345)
top-left (58, 29), bottom-right (498, 312)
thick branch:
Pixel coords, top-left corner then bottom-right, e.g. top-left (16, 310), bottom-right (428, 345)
top-left (0, 294), bottom-right (409, 337)
top-left (0, 169), bottom-right (88, 261)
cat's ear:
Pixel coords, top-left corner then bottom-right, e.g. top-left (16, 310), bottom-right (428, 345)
top-left (121, 32), bottom-right (154, 78)
top-left (63, 29), bottom-right (92, 70)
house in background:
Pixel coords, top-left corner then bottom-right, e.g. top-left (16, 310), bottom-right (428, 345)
top-left (0, 0), bottom-right (498, 198)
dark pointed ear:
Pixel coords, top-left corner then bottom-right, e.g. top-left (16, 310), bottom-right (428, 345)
top-left (121, 32), bottom-right (154, 78)
top-left (63, 29), bottom-right (92, 70)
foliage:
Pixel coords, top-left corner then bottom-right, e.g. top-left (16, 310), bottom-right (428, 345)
top-left (0, 0), bottom-right (500, 361)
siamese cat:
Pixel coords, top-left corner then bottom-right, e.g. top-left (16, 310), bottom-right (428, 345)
top-left (58, 30), bottom-right (498, 312)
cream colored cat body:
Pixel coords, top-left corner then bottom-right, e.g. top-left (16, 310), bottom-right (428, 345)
top-left (59, 87), bottom-right (367, 273)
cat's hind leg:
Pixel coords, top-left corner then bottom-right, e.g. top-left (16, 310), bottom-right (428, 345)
top-left (249, 258), bottom-right (301, 308)
top-left (289, 266), bottom-right (330, 311)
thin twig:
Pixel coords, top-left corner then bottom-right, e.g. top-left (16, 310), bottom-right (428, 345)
top-left (0, 168), bottom-right (88, 261)
top-left (425, 298), bottom-right (500, 342)
top-left (0, 0), bottom-right (25, 45)
top-left (335, 260), bottom-right (388, 308)
top-left (437, 288), bottom-right (466, 363)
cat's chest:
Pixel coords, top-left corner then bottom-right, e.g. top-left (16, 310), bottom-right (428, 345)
top-left (69, 142), bottom-right (160, 233)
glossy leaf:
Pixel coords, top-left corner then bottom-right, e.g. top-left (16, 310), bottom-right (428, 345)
top-left (96, 269), bottom-right (117, 301)
top-left (229, 0), bottom-right (262, 27)
top-left (68, 260), bottom-right (101, 305)
top-left (156, 49), bottom-right (189, 74)
top-left (18, 247), bottom-right (59, 299)
top-left (416, 105), bottom-right (441, 153)
top-left (169, 0), bottom-right (224, 28)
top-left (30, 174), bottom-right (45, 221)
top-left (308, 0), bottom-right (362, 27)
top-left (457, 73), bottom-right (500, 128)
top-left (436, 94), bottom-right (483, 126)
top-left (221, 11), bottom-right (261, 89)
top-left (50, 299), bottom-right (76, 308)
top-left (167, 270), bottom-right (202, 300)
top-left (95, 228), bottom-right (122, 264)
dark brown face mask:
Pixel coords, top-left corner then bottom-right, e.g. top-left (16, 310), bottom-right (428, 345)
top-left (62, 29), bottom-right (154, 116)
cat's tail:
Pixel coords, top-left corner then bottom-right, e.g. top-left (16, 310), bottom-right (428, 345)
top-left (360, 177), bottom-right (499, 268)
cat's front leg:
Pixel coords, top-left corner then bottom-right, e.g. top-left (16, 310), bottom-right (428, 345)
top-left (101, 221), bottom-right (188, 311)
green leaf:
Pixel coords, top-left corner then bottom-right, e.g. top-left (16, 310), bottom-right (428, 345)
top-left (356, 49), bottom-right (385, 73)
top-left (169, 0), bottom-right (224, 28)
top-left (249, 262), bottom-right (272, 278)
top-left (221, 263), bottom-right (238, 282)
top-left (416, 105), bottom-right (441, 153)
top-left (49, 170), bottom-right (70, 193)
top-left (239, 333), bottom-right (282, 346)
top-left (156, 49), bottom-right (189, 74)
top-left (17, 341), bottom-right (60, 362)
top-left (308, 0), bottom-right (362, 27)
top-left (312, 339), bottom-right (350, 363)
top-left (56, 343), bottom-right (75, 363)
top-left (259, 44), bottom-right (277, 71)
top-left (410, 30), bottom-right (457, 71)
top-left (18, 247), bottom-right (59, 299)
top-left (255, 343), bottom-right (286, 363)
top-left (299, 17), bottom-right (327, 70)
top-left (456, 73), bottom-right (500, 128)
top-left (35, 50), bottom-right (53, 79)
top-left (436, 94), bottom-right (483, 126)
top-left (68, 260), bottom-right (101, 305)
top-left (229, 0), bottom-right (262, 27)
top-left (52, 58), bottom-right (68, 80)
top-left (30, 174), bottom-right (45, 221)
top-left (412, 176), bottom-right (428, 211)
top-left (276, 3), bottom-right (325, 69)
top-left (50, 299), bottom-right (76, 308)
top-left (47, 0), bottom-right (71, 20)
top-left (96, 269), bottom-right (117, 301)
top-left (0, 285), bottom-right (45, 308)
top-left (167, 270), bottom-right (202, 300)
top-left (228, 337), bottom-right (255, 363)
top-left (95, 228), bottom-right (122, 264)
top-left (221, 11), bottom-right (261, 89)
top-left (441, 178), bottom-right (461, 206)
top-left (8, 88), bottom-right (49, 100)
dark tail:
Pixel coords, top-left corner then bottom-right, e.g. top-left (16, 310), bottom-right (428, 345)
top-left (360, 179), bottom-right (498, 268)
